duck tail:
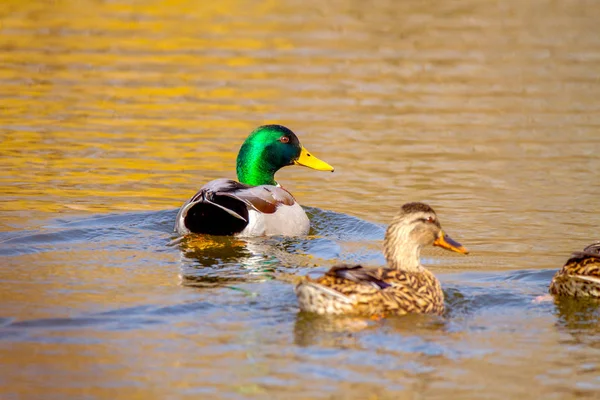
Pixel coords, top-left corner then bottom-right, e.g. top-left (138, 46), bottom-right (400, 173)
top-left (198, 192), bottom-right (247, 222)
top-left (175, 188), bottom-right (250, 235)
top-left (295, 280), bottom-right (355, 314)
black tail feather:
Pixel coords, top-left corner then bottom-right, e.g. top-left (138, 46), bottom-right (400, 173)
top-left (184, 193), bottom-right (249, 235)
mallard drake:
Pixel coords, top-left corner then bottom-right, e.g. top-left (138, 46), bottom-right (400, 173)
top-left (549, 242), bottom-right (600, 298)
top-left (174, 125), bottom-right (334, 236)
top-left (295, 202), bottom-right (469, 316)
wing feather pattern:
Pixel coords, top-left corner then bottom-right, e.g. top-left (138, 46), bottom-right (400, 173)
top-left (174, 179), bottom-right (298, 235)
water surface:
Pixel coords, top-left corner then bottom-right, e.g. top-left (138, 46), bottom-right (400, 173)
top-left (2, 0), bottom-right (600, 398)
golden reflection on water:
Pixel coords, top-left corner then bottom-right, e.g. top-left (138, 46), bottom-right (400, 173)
top-left (2, 0), bottom-right (600, 398)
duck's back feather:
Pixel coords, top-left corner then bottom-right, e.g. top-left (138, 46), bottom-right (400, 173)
top-left (327, 265), bottom-right (392, 289)
top-left (174, 179), bottom-right (307, 236)
top-left (549, 247), bottom-right (600, 298)
top-left (296, 264), bottom-right (444, 316)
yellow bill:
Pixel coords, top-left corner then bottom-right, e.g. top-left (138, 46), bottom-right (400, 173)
top-left (433, 231), bottom-right (469, 254)
top-left (293, 146), bottom-right (334, 171)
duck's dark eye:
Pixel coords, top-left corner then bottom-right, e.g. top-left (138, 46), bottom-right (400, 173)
top-left (279, 136), bottom-right (290, 144)
top-left (420, 216), bottom-right (436, 223)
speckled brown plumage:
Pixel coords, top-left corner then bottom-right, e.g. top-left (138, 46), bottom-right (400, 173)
top-left (549, 242), bottom-right (600, 298)
top-left (295, 202), bottom-right (468, 317)
top-left (297, 264), bottom-right (445, 316)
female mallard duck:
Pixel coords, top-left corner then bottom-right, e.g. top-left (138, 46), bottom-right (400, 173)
top-left (549, 242), bottom-right (600, 298)
top-left (175, 125), bottom-right (334, 237)
top-left (295, 202), bottom-right (469, 316)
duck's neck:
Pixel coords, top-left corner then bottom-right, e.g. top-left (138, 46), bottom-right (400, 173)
top-left (383, 225), bottom-right (424, 272)
top-left (236, 146), bottom-right (277, 186)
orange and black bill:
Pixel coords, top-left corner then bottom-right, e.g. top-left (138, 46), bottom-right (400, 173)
top-left (433, 231), bottom-right (469, 254)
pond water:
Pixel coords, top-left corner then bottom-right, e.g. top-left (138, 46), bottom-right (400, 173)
top-left (1, 0), bottom-right (600, 398)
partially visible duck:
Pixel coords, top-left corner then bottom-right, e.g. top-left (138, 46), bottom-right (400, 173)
top-left (549, 242), bottom-right (600, 298)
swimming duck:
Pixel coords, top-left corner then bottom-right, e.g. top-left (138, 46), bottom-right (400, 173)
top-left (295, 202), bottom-right (469, 316)
top-left (549, 242), bottom-right (600, 298)
top-left (174, 125), bottom-right (334, 236)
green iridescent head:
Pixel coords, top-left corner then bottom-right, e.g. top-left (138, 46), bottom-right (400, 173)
top-left (236, 125), bottom-right (334, 186)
